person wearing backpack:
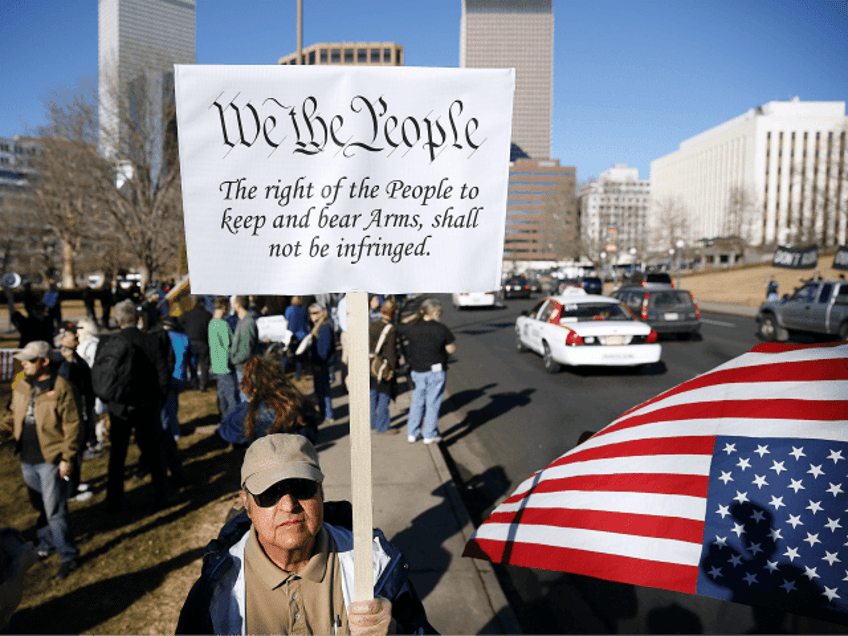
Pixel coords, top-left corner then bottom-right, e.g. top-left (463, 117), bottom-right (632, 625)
top-left (95, 300), bottom-right (174, 512)
top-left (369, 299), bottom-right (399, 435)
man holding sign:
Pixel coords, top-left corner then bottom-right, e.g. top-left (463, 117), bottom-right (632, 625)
top-left (175, 64), bottom-right (513, 627)
top-left (176, 434), bottom-right (433, 635)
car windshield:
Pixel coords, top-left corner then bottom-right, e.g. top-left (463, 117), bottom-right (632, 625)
top-left (559, 302), bottom-right (631, 323)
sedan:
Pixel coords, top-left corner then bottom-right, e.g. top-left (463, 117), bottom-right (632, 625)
top-left (502, 277), bottom-right (532, 299)
top-left (452, 291), bottom-right (497, 309)
top-left (515, 295), bottom-right (661, 372)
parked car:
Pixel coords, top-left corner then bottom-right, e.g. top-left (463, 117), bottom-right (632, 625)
top-left (515, 294), bottom-right (661, 372)
top-left (611, 288), bottom-right (701, 339)
top-left (452, 291), bottom-right (497, 309)
top-left (502, 277), bottom-right (532, 299)
top-left (621, 271), bottom-right (674, 289)
top-left (756, 279), bottom-right (848, 342)
top-left (580, 276), bottom-right (603, 295)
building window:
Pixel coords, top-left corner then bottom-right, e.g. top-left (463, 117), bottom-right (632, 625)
top-left (320, 48), bottom-right (328, 63)
top-left (371, 48), bottom-right (380, 63)
top-left (309, 50), bottom-right (316, 64)
top-left (383, 48), bottom-right (392, 63)
top-left (357, 48), bottom-right (367, 63)
top-left (344, 48), bottom-right (354, 63)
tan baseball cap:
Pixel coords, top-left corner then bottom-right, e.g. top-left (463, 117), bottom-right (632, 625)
top-left (14, 340), bottom-right (52, 361)
top-left (241, 434), bottom-right (324, 494)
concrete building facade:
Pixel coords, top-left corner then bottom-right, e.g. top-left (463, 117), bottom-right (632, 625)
top-left (505, 158), bottom-right (576, 267)
top-left (279, 42), bottom-right (403, 66)
top-left (460, 0), bottom-right (553, 160)
top-left (650, 98), bottom-right (847, 249)
top-left (579, 164), bottom-right (650, 264)
top-left (98, 0), bottom-right (196, 156)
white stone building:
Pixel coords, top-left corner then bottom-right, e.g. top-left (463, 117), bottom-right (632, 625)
top-left (650, 98), bottom-right (848, 249)
top-left (578, 164), bottom-right (650, 264)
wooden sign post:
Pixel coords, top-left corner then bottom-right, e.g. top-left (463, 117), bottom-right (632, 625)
top-left (174, 64), bottom-right (514, 603)
top-left (346, 291), bottom-right (375, 598)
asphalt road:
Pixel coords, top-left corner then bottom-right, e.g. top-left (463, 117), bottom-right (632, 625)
top-left (431, 294), bottom-right (829, 634)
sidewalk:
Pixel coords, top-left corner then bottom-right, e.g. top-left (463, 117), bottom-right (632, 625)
top-left (317, 375), bottom-right (521, 635)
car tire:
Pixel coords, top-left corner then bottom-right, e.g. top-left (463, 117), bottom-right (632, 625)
top-left (516, 331), bottom-right (527, 352)
top-left (542, 342), bottom-right (561, 373)
top-left (758, 314), bottom-right (778, 342)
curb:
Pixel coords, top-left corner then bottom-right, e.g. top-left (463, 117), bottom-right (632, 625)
top-left (698, 301), bottom-right (760, 318)
top-left (426, 441), bottom-right (523, 635)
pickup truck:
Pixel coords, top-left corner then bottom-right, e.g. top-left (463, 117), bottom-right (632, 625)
top-left (756, 279), bottom-right (848, 341)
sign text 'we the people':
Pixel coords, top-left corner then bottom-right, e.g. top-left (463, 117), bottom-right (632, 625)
top-left (212, 94), bottom-right (483, 162)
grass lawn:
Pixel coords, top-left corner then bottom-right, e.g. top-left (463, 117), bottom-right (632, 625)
top-left (2, 370), bottom-right (243, 634)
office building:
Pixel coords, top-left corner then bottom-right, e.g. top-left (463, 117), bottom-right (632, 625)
top-left (279, 42), bottom-right (403, 66)
top-left (579, 164), bottom-right (650, 264)
top-left (650, 98), bottom-right (848, 249)
top-left (460, 0), bottom-right (553, 160)
top-left (505, 157), bottom-right (576, 266)
top-left (98, 0), bottom-right (196, 157)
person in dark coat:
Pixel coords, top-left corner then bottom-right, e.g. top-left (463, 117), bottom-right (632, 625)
top-left (180, 296), bottom-right (212, 391)
top-left (101, 300), bottom-right (174, 512)
top-left (11, 285), bottom-right (53, 347)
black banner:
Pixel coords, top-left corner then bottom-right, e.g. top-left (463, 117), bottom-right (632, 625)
top-left (833, 246), bottom-right (848, 271)
top-left (772, 245), bottom-right (818, 269)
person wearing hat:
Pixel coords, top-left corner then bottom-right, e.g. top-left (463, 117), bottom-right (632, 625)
top-left (6, 341), bottom-right (81, 579)
top-left (176, 434), bottom-right (434, 635)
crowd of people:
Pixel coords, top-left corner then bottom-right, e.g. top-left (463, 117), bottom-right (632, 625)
top-left (3, 286), bottom-right (457, 633)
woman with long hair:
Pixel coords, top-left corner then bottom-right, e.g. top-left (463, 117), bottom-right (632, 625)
top-left (218, 355), bottom-right (320, 445)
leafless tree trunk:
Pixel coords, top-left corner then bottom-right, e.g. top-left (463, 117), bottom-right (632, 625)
top-left (651, 196), bottom-right (691, 250)
top-left (723, 184), bottom-right (757, 243)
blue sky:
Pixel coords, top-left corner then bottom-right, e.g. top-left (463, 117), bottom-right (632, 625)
top-left (2, 0), bottom-right (846, 181)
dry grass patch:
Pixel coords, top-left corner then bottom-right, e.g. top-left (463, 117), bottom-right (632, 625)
top-left (2, 382), bottom-right (244, 634)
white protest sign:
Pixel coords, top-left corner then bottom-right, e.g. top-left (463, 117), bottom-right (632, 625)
top-left (174, 65), bottom-right (514, 295)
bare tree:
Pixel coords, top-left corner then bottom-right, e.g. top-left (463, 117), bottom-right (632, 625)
top-left (539, 194), bottom-right (580, 264)
top-left (96, 53), bottom-right (185, 286)
top-left (723, 183), bottom-right (757, 243)
top-left (27, 79), bottom-right (112, 288)
top-left (651, 195), bottom-right (691, 250)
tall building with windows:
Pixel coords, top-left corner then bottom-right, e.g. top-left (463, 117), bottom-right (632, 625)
top-left (505, 157), bottom-right (576, 266)
top-left (650, 98), bottom-right (847, 249)
top-left (579, 164), bottom-right (650, 263)
top-left (460, 0), bottom-right (553, 160)
top-left (98, 0), bottom-right (196, 157)
top-left (279, 42), bottom-right (403, 66)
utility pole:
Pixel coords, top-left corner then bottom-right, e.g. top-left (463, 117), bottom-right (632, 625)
top-left (297, 0), bottom-right (303, 64)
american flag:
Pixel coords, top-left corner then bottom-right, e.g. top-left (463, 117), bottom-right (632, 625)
top-left (464, 342), bottom-right (848, 623)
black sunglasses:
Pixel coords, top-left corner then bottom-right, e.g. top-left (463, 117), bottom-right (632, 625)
top-left (249, 478), bottom-right (319, 507)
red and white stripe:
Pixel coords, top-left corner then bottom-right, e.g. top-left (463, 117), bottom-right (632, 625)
top-left (464, 342), bottom-right (848, 593)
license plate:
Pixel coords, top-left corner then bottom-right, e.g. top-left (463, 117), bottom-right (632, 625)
top-left (664, 313), bottom-right (679, 320)
top-left (605, 335), bottom-right (626, 346)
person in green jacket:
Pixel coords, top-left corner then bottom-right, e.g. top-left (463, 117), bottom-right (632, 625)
top-left (209, 296), bottom-right (239, 419)
top-left (229, 295), bottom-right (259, 402)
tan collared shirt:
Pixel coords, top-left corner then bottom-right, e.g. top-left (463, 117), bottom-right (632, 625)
top-left (243, 525), bottom-right (350, 635)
